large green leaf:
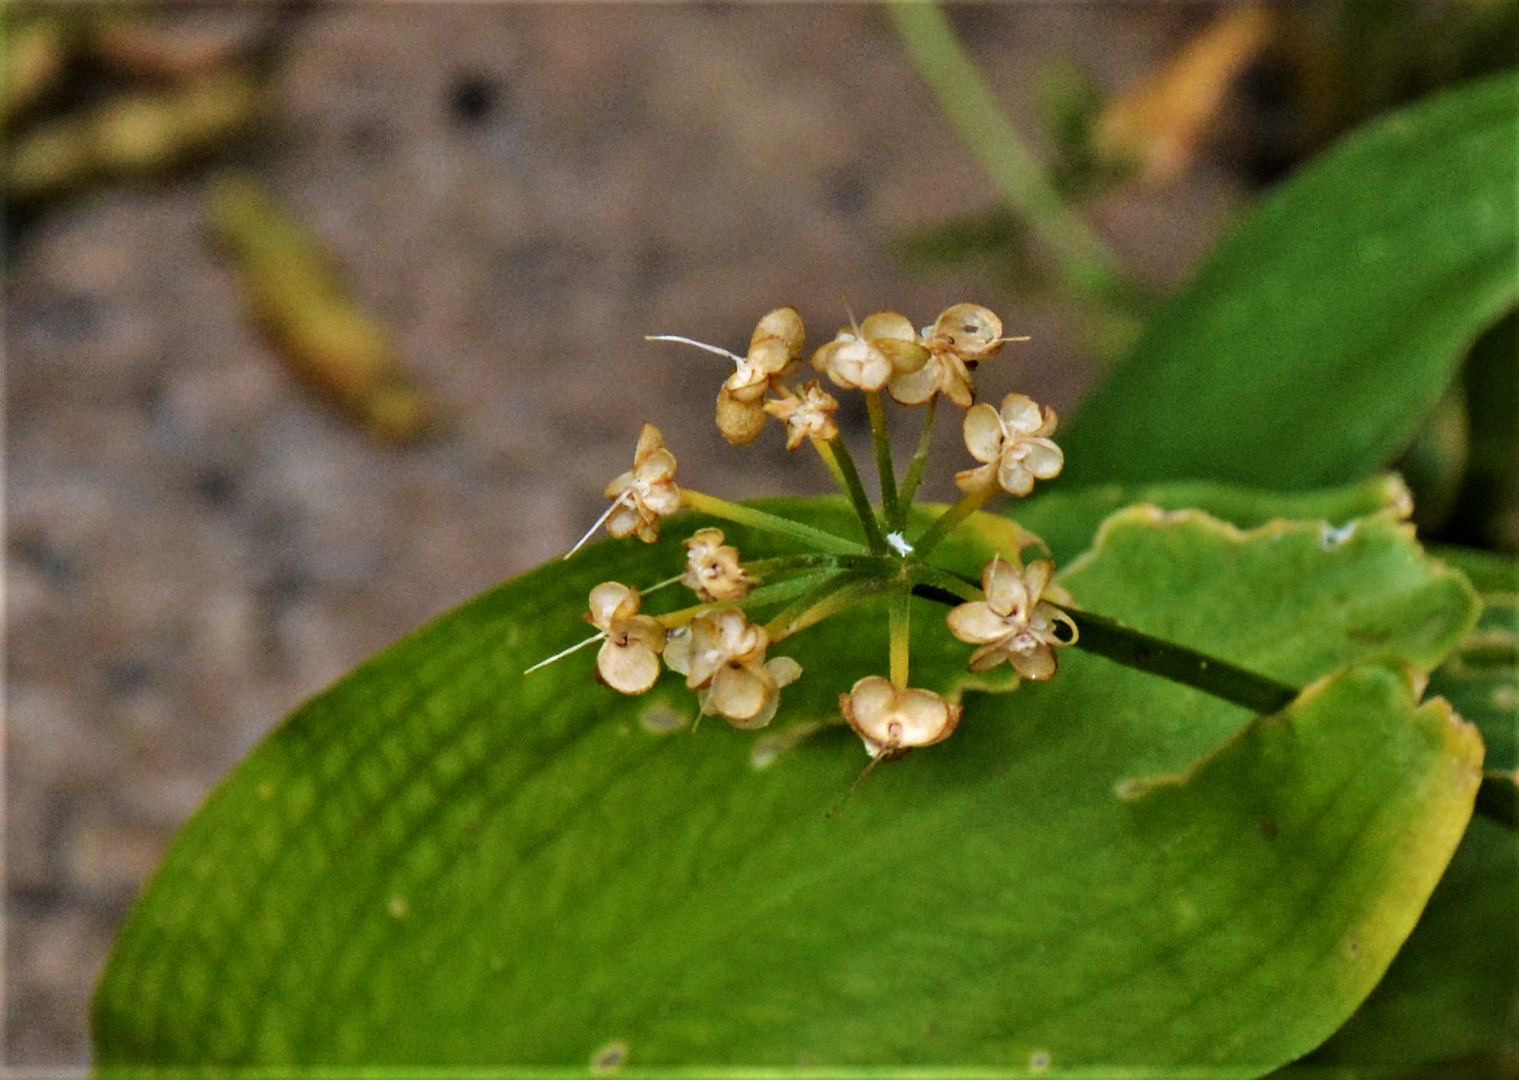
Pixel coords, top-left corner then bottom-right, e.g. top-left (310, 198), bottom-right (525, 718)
top-left (1276, 816), bottom-right (1518, 1079)
top-left (95, 500), bottom-right (1479, 1072)
top-left (1269, 546), bottom-right (1518, 1078)
top-left (1059, 71), bottom-right (1519, 489)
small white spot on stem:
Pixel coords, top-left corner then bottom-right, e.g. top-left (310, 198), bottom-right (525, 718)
top-left (886, 531), bottom-right (913, 555)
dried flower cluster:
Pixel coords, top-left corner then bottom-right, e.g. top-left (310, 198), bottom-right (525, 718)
top-left (538, 303), bottom-right (1077, 765)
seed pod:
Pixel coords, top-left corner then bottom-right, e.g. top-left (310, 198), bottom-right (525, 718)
top-left (715, 385), bottom-right (767, 445)
top-left (206, 176), bottom-right (434, 443)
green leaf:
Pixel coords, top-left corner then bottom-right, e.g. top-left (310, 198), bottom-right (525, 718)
top-left (1058, 71), bottom-right (1519, 489)
top-left (1275, 816), bottom-right (1519, 1079)
top-left (95, 503), bottom-right (1480, 1072)
top-left (1011, 473), bottom-right (1412, 566)
top-left (1424, 546), bottom-right (1518, 829)
top-left (1273, 546), bottom-right (1517, 1078)
top-left (1428, 548), bottom-right (1517, 771)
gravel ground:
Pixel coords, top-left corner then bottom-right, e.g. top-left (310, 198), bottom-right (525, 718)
top-left (5, 3), bottom-right (1242, 1065)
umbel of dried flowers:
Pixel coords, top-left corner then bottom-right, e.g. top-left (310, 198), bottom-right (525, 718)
top-left (536, 303), bottom-right (1074, 764)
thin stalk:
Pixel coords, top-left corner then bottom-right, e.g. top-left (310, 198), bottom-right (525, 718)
top-left (808, 435), bottom-right (850, 491)
top-left (764, 572), bottom-right (882, 642)
top-left (885, 1), bottom-right (1125, 303)
top-left (741, 553), bottom-right (841, 578)
top-left (823, 435), bottom-right (889, 555)
top-left (655, 571), bottom-right (837, 631)
top-left (912, 486), bottom-right (996, 557)
top-left (680, 490), bottom-right (864, 556)
top-left (895, 396), bottom-right (939, 521)
top-left (888, 582), bottom-right (911, 688)
top-left (908, 563), bottom-right (981, 603)
top-left (865, 391), bottom-right (900, 528)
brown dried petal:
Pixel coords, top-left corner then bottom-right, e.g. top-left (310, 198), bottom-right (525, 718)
top-left (841, 676), bottom-right (961, 754)
top-left (596, 616), bottom-right (665, 694)
top-left (953, 461), bottom-right (999, 495)
top-left (586, 581), bottom-right (642, 633)
top-left (751, 305), bottom-right (805, 357)
top-left (706, 661), bottom-right (776, 725)
top-left (962, 403), bottom-right (1005, 464)
top-left (682, 528), bottom-right (756, 602)
top-left (763, 382), bottom-right (839, 450)
top-left (929, 303), bottom-right (1004, 361)
top-left (945, 600), bottom-right (1011, 646)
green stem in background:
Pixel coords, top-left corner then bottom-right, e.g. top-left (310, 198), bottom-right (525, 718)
top-left (895, 396), bottom-right (939, 522)
top-left (679, 490), bottom-right (865, 556)
top-left (824, 435), bottom-right (890, 555)
top-left (865, 391), bottom-right (901, 528)
top-left (885, 1), bottom-right (1125, 303)
top-left (912, 486), bottom-right (996, 557)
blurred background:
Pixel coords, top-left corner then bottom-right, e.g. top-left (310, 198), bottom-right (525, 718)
top-left (7, 0), bottom-right (1515, 1066)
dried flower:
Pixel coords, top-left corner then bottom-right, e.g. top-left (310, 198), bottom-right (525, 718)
top-left (681, 528), bottom-right (757, 602)
top-left (888, 304), bottom-right (1018, 408)
top-left (763, 380), bottom-right (840, 450)
top-left (604, 423), bottom-right (682, 543)
top-left (945, 556), bottom-right (1077, 677)
top-left (811, 311), bottom-right (930, 393)
top-left (840, 676), bottom-right (962, 757)
top-left (585, 582), bottom-right (666, 694)
top-left (954, 393), bottom-right (1064, 496)
top-left (924, 303), bottom-right (1008, 363)
top-left (664, 608), bottom-right (801, 729)
top-left (648, 307), bottom-right (805, 445)
top-left (714, 306), bottom-right (806, 444)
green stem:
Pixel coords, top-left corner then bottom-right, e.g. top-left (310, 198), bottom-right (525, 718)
top-left (908, 580), bottom-right (1298, 714)
top-left (679, 490), bottom-right (865, 556)
top-left (866, 391), bottom-right (901, 529)
top-left (764, 571), bottom-right (882, 641)
top-left (908, 563), bottom-right (981, 603)
top-left (741, 554), bottom-right (841, 578)
top-left (912, 487), bottom-right (996, 557)
top-left (896, 396), bottom-right (939, 520)
top-left (808, 434), bottom-right (850, 491)
top-left (824, 435), bottom-right (889, 555)
top-left (1065, 610), bottom-right (1298, 714)
top-left (888, 582), bottom-right (911, 688)
top-left (885, 1), bottom-right (1125, 303)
